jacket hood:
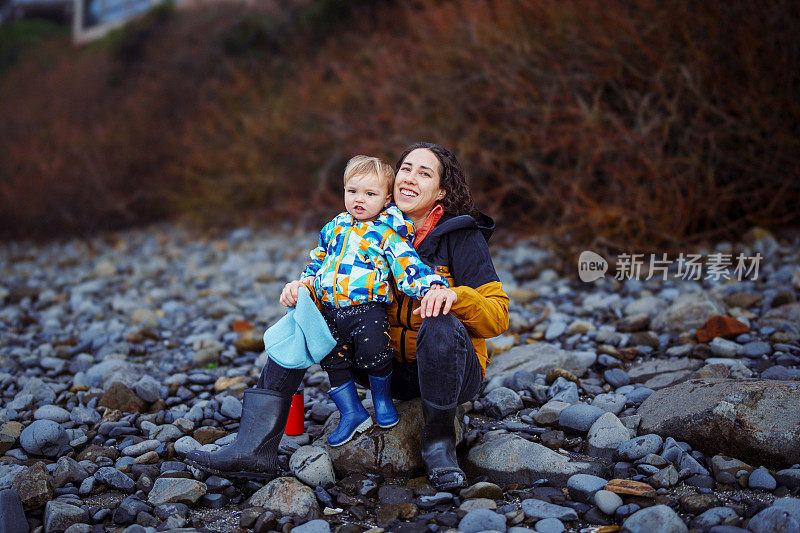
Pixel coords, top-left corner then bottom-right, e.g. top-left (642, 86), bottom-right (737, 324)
top-left (416, 210), bottom-right (495, 256)
top-left (430, 211), bottom-right (495, 241)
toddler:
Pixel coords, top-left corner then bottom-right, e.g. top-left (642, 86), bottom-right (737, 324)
top-left (280, 155), bottom-right (447, 446)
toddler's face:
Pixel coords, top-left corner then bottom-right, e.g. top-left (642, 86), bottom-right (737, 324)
top-left (344, 172), bottom-right (391, 221)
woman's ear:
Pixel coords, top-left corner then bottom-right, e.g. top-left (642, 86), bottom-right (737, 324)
top-left (436, 190), bottom-right (446, 201)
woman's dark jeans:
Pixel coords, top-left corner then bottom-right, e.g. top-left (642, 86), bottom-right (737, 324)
top-left (256, 313), bottom-right (483, 407)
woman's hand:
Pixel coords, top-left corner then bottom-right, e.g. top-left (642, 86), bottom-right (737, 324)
top-left (414, 285), bottom-right (458, 318)
top-left (280, 278), bottom-right (313, 307)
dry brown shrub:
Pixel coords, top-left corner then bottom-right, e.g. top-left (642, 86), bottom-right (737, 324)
top-left (2, 0), bottom-right (798, 249)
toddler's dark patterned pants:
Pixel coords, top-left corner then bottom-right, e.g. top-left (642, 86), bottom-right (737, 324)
top-left (317, 302), bottom-right (393, 387)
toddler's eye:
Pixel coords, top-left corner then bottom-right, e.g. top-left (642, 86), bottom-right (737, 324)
top-left (367, 192), bottom-right (376, 196)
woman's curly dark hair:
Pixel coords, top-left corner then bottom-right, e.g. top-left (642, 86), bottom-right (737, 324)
top-left (395, 142), bottom-right (478, 218)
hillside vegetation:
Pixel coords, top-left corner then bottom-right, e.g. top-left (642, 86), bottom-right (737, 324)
top-left (1, 0), bottom-right (798, 249)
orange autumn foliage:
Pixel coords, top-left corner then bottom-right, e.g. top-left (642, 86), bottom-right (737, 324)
top-left (1, 0), bottom-right (798, 249)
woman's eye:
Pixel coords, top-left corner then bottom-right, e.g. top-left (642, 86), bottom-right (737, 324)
top-left (421, 172), bottom-right (430, 177)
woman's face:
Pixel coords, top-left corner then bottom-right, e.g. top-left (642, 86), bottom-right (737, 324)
top-left (394, 148), bottom-right (445, 223)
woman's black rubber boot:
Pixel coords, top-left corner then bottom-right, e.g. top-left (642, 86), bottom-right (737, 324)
top-left (420, 401), bottom-right (467, 491)
top-left (186, 388), bottom-right (291, 481)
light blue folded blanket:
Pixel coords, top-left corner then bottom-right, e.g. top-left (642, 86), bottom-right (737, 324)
top-left (263, 288), bottom-right (336, 369)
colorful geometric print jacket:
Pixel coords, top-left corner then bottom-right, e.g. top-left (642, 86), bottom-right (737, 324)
top-left (301, 204), bottom-right (448, 308)
top-left (387, 211), bottom-right (509, 378)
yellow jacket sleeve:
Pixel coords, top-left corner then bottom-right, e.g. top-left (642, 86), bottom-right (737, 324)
top-left (450, 280), bottom-right (509, 338)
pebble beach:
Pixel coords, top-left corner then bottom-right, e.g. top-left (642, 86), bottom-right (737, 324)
top-left (1, 224), bottom-right (799, 533)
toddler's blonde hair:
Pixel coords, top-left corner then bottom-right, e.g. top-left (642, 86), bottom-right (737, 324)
top-left (343, 155), bottom-right (395, 193)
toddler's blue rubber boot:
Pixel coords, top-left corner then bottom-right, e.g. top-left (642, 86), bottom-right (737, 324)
top-left (327, 380), bottom-right (373, 447)
top-left (369, 373), bottom-right (399, 428)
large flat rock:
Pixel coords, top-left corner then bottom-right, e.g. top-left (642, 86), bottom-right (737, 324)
top-left (485, 343), bottom-right (594, 381)
top-left (637, 379), bottom-right (800, 467)
top-left (464, 432), bottom-right (605, 486)
top-left (651, 292), bottom-right (726, 333)
top-left (628, 359), bottom-right (703, 384)
top-left (627, 358), bottom-right (705, 390)
top-left (317, 398), bottom-right (461, 477)
top-left (761, 303), bottom-right (800, 331)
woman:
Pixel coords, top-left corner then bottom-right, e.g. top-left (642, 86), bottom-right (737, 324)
top-left (187, 143), bottom-right (509, 491)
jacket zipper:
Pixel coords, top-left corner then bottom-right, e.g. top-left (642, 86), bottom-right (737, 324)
top-left (397, 292), bottom-right (406, 362)
top-left (332, 224), bottom-right (353, 308)
top-left (406, 294), bottom-right (414, 329)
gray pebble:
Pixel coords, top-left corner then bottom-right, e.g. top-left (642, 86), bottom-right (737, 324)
top-left (94, 467), bottom-right (135, 491)
top-left (604, 368), bottom-right (630, 388)
top-left (545, 321), bottom-right (567, 341)
top-left (749, 467), bottom-right (777, 491)
top-left (289, 445), bottom-right (335, 488)
top-left (153, 502), bottom-right (189, 520)
top-left (418, 492), bottom-right (454, 508)
top-left (458, 508), bottom-right (507, 533)
top-left (591, 393), bottom-right (627, 415)
top-left (566, 474), bottom-right (607, 502)
top-left (747, 505), bottom-right (799, 533)
top-left (535, 517), bottom-right (565, 533)
top-left (594, 490), bottom-right (623, 515)
top-left (133, 375), bottom-right (163, 403)
top-left (623, 387), bottom-right (654, 405)
top-left (0, 489), bottom-right (27, 533)
top-left (173, 436), bottom-right (202, 455)
top-left (559, 404), bottom-right (605, 433)
top-left (20, 419), bottom-right (70, 458)
top-left (291, 519), bottom-right (331, 533)
top-left (309, 401), bottom-right (336, 423)
top-left (521, 499), bottom-right (578, 520)
top-left (121, 439), bottom-right (160, 457)
top-left (44, 500), bottom-right (89, 533)
top-left (33, 405), bottom-right (71, 423)
top-left (710, 338), bottom-right (743, 357)
top-left (650, 465), bottom-right (679, 488)
top-left (510, 370), bottom-right (537, 393)
top-left (773, 497), bottom-right (800, 521)
top-left (776, 469), bottom-right (800, 490)
top-left (617, 434), bottom-right (663, 461)
top-left (762, 365), bottom-right (794, 381)
top-left (744, 341), bottom-right (772, 358)
top-left (63, 524), bottom-right (93, 533)
top-left (691, 507), bottom-right (738, 529)
top-left (484, 387), bottom-right (523, 419)
top-left (621, 504), bottom-right (687, 533)
top-left (113, 495), bottom-right (151, 525)
top-left (616, 503), bottom-right (641, 520)
top-left (220, 396), bottom-right (243, 419)
top-left (548, 377), bottom-right (579, 405)
top-left (70, 406), bottom-right (101, 426)
top-left (78, 476), bottom-right (95, 496)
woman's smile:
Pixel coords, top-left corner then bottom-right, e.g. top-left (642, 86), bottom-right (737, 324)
top-left (393, 148), bottom-right (445, 228)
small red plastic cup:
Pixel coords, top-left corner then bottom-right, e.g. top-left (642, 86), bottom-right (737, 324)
top-left (284, 392), bottom-right (305, 436)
